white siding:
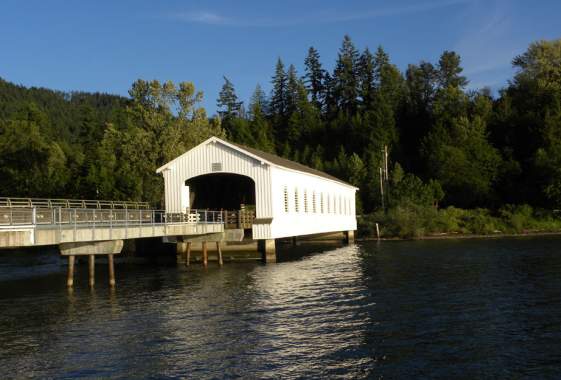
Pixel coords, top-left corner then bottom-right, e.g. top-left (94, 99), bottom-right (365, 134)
top-left (269, 166), bottom-right (357, 239)
top-left (159, 137), bottom-right (357, 240)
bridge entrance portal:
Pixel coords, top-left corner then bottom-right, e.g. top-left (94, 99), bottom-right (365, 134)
top-left (186, 174), bottom-right (256, 229)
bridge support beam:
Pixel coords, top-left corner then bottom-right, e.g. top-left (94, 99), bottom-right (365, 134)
top-left (258, 239), bottom-right (276, 263)
top-left (60, 240), bottom-right (123, 287)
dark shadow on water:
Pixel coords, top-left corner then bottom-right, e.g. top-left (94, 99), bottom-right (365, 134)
top-left (276, 240), bottom-right (346, 262)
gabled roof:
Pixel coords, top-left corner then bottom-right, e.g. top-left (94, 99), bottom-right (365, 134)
top-left (156, 136), bottom-right (358, 189)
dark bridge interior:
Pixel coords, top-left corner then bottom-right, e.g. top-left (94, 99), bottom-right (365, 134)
top-left (186, 173), bottom-right (256, 210)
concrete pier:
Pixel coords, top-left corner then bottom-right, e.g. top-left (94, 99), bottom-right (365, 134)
top-left (67, 255), bottom-right (75, 287)
top-left (59, 240), bottom-right (123, 288)
top-left (346, 230), bottom-right (355, 244)
top-left (216, 242), bottom-right (223, 266)
top-left (88, 255), bottom-right (95, 287)
top-left (259, 239), bottom-right (277, 263)
top-left (108, 254), bottom-right (116, 287)
top-left (202, 241), bottom-right (208, 267)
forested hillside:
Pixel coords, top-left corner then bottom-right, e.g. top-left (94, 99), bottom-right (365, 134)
top-left (217, 37), bottom-right (561, 216)
top-left (1, 37), bottom-right (560, 224)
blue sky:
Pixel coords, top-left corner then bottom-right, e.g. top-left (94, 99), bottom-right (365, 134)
top-left (1, 0), bottom-right (559, 114)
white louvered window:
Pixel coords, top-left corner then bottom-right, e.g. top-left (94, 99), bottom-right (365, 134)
top-left (304, 190), bottom-right (308, 213)
top-left (283, 186), bottom-right (289, 212)
top-left (338, 195), bottom-right (342, 214)
top-left (320, 193), bottom-right (324, 214)
top-left (312, 192), bottom-right (317, 213)
top-left (294, 188), bottom-right (299, 213)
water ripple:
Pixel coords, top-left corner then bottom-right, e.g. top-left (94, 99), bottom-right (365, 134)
top-left (2, 238), bottom-right (561, 378)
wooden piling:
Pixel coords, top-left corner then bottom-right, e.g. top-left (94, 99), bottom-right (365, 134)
top-left (202, 241), bottom-right (208, 267)
top-left (185, 242), bottom-right (191, 267)
top-left (216, 242), bottom-right (223, 266)
top-left (88, 255), bottom-right (95, 287)
top-left (67, 255), bottom-right (75, 287)
top-left (108, 254), bottom-right (115, 287)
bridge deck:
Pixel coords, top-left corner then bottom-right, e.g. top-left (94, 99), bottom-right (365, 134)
top-left (0, 208), bottom-right (224, 248)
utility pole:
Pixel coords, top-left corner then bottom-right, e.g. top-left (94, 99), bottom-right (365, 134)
top-left (379, 145), bottom-right (390, 211)
top-left (379, 167), bottom-right (385, 210)
top-left (384, 145), bottom-right (389, 181)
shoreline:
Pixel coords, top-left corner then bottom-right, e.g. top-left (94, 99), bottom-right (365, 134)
top-left (358, 230), bottom-right (561, 242)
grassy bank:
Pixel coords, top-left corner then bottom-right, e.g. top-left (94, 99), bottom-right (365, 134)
top-left (358, 204), bottom-right (561, 239)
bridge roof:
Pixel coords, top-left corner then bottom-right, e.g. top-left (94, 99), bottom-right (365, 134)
top-left (156, 136), bottom-right (358, 190)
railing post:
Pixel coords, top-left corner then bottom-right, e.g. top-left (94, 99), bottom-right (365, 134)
top-left (125, 208), bottom-right (128, 239)
top-left (32, 207), bottom-right (37, 226)
top-left (73, 208), bottom-right (77, 241)
top-left (92, 209), bottom-right (95, 240)
top-left (205, 210), bottom-right (208, 224)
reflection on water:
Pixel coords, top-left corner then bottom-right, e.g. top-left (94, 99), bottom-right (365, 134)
top-left (1, 237), bottom-right (561, 378)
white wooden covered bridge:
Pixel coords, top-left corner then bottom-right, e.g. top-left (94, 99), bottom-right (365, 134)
top-left (156, 136), bottom-right (358, 260)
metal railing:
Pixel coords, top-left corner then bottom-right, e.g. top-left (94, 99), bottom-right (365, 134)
top-left (0, 197), bottom-right (150, 209)
top-left (0, 207), bottom-right (224, 228)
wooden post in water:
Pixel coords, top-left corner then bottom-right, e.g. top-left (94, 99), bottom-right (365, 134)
top-left (67, 255), bottom-right (75, 287)
top-left (185, 242), bottom-right (191, 267)
top-left (375, 223), bottom-right (380, 240)
top-left (202, 241), bottom-right (208, 267)
top-left (88, 255), bottom-right (95, 287)
top-left (216, 241), bottom-right (223, 266)
top-left (108, 254), bottom-right (116, 287)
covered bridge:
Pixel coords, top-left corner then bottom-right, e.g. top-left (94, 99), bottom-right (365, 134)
top-left (156, 137), bottom-right (357, 255)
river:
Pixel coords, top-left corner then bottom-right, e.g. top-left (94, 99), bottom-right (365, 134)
top-left (1, 237), bottom-right (561, 378)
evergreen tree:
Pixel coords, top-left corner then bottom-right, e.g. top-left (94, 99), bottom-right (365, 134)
top-left (270, 58), bottom-right (288, 117)
top-left (422, 87), bottom-right (501, 207)
top-left (286, 64), bottom-right (300, 114)
top-left (437, 51), bottom-right (468, 89)
top-left (217, 76), bottom-right (243, 118)
top-left (249, 84), bottom-right (268, 118)
top-left (304, 47), bottom-right (326, 109)
top-left (358, 48), bottom-right (375, 109)
top-left (374, 46), bottom-right (405, 110)
top-left (333, 35), bottom-right (360, 114)
top-left (287, 79), bottom-right (321, 150)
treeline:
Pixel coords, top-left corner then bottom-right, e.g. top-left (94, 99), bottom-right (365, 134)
top-left (0, 79), bottom-right (223, 205)
top-left (0, 37), bottom-right (560, 215)
top-left (217, 37), bottom-right (561, 214)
